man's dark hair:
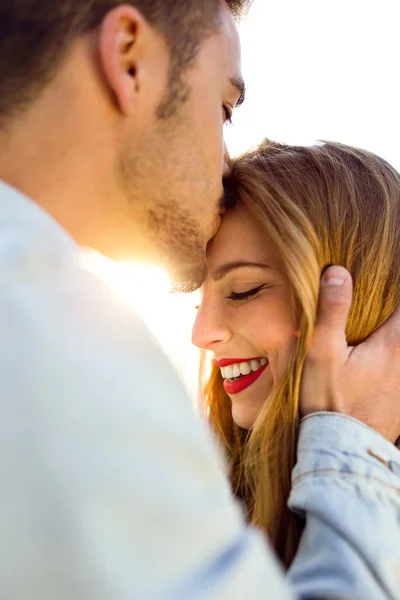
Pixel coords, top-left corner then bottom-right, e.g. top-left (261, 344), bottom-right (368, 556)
top-left (0, 1), bottom-right (251, 124)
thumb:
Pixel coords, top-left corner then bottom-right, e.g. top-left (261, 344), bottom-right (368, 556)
top-left (308, 266), bottom-right (353, 362)
top-left (318, 266), bottom-right (353, 327)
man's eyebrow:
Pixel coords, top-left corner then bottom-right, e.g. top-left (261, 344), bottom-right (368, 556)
top-left (213, 261), bottom-right (272, 281)
top-left (230, 77), bottom-right (246, 107)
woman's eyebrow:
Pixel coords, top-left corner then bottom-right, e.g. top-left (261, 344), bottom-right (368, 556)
top-left (212, 261), bottom-right (273, 281)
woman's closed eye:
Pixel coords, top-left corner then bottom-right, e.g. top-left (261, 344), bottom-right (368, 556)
top-left (227, 284), bottom-right (269, 302)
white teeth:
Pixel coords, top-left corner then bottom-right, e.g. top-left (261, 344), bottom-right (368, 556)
top-left (232, 364), bottom-right (241, 378)
top-left (220, 358), bottom-right (268, 380)
top-left (224, 365), bottom-right (234, 379)
top-left (240, 361), bottom-right (251, 376)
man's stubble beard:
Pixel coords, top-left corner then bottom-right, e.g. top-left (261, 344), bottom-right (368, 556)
top-left (116, 147), bottom-right (208, 292)
top-left (147, 201), bottom-right (207, 292)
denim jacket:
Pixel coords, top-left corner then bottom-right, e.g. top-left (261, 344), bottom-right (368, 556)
top-left (288, 413), bottom-right (400, 600)
top-left (0, 180), bottom-right (399, 599)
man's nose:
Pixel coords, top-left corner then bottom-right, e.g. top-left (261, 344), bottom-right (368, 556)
top-left (192, 304), bottom-right (233, 350)
top-left (223, 143), bottom-right (231, 178)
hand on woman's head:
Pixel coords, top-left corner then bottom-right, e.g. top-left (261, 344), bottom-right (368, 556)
top-left (302, 265), bottom-right (400, 443)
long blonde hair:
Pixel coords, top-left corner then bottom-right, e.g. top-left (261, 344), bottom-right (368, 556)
top-left (200, 140), bottom-right (400, 566)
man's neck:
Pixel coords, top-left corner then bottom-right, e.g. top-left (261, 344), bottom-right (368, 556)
top-left (0, 102), bottom-right (123, 257)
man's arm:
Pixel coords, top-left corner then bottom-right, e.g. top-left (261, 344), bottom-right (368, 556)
top-left (288, 414), bottom-right (400, 600)
top-left (288, 264), bottom-right (400, 599)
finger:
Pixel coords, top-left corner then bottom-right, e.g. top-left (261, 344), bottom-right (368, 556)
top-left (308, 266), bottom-right (353, 363)
top-left (317, 266), bottom-right (353, 326)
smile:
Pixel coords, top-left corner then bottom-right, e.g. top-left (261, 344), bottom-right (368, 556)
top-left (214, 357), bottom-right (269, 395)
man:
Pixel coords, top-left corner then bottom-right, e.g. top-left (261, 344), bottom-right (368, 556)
top-left (0, 1), bottom-right (399, 598)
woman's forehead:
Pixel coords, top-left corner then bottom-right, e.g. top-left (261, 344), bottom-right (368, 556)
top-left (205, 206), bottom-right (279, 273)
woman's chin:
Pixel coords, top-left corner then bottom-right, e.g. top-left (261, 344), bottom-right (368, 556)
top-left (231, 403), bottom-right (262, 430)
top-left (230, 386), bottom-right (270, 430)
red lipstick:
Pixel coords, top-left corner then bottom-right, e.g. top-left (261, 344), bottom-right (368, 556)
top-left (222, 362), bottom-right (269, 394)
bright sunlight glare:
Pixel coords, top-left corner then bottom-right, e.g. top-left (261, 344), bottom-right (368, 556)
top-left (81, 250), bottom-right (201, 395)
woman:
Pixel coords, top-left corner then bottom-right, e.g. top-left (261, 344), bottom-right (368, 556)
top-left (191, 140), bottom-right (400, 567)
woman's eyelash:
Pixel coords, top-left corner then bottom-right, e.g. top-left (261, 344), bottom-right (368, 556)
top-left (227, 285), bottom-right (266, 301)
top-left (194, 284), bottom-right (269, 309)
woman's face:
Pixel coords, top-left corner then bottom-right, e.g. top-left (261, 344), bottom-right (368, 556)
top-left (192, 205), bottom-right (297, 429)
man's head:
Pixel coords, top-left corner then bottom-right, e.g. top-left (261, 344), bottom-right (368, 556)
top-left (0, 1), bottom-right (249, 288)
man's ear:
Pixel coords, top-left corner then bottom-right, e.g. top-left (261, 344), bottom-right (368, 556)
top-left (98, 5), bottom-right (146, 115)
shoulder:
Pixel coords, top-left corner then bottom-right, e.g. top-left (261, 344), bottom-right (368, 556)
top-left (1, 249), bottom-right (183, 403)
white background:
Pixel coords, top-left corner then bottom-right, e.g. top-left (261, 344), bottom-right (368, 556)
top-left (226, 0), bottom-right (399, 171)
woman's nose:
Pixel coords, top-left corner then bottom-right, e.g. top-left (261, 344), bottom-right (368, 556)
top-left (191, 304), bottom-right (233, 350)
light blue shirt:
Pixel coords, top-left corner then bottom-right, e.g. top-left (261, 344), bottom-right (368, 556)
top-left (0, 180), bottom-right (399, 599)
